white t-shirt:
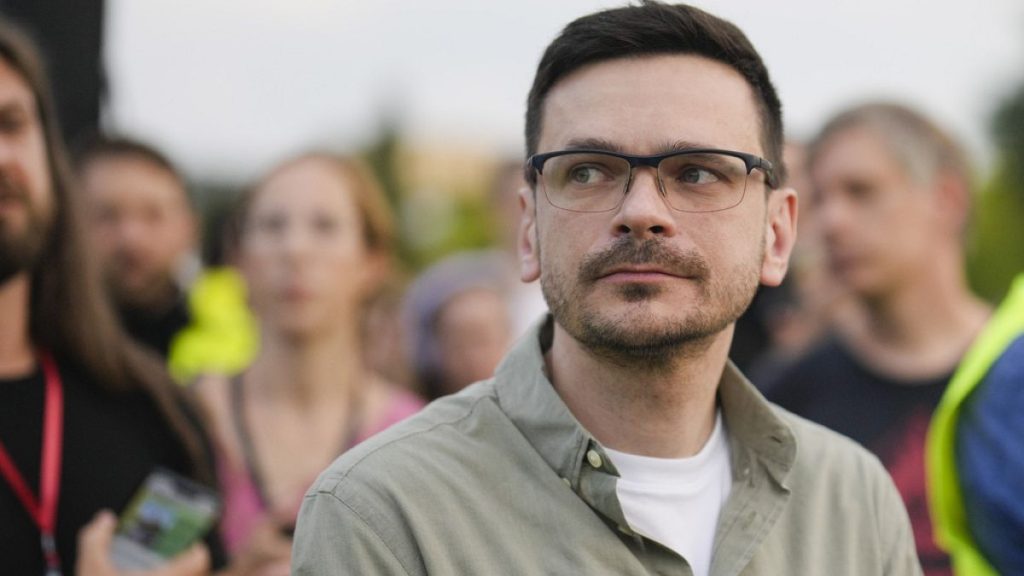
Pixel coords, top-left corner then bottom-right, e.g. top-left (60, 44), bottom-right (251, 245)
top-left (604, 411), bottom-right (732, 576)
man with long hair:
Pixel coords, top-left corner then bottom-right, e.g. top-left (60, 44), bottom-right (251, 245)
top-left (0, 18), bottom-right (219, 575)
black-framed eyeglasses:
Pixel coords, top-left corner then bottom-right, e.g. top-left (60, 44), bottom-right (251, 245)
top-left (527, 148), bottom-right (777, 213)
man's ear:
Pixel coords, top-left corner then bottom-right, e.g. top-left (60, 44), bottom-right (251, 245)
top-left (932, 171), bottom-right (971, 237)
top-left (519, 186), bottom-right (541, 283)
top-left (761, 187), bottom-right (798, 287)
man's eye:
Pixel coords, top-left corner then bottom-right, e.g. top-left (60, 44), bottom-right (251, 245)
top-left (679, 166), bottom-right (719, 185)
top-left (847, 181), bottom-right (875, 200)
top-left (312, 215), bottom-right (339, 234)
top-left (569, 165), bottom-right (604, 185)
top-left (252, 214), bottom-right (286, 234)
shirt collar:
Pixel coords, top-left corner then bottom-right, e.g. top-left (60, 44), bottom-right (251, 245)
top-left (494, 314), bottom-right (797, 491)
top-left (718, 358), bottom-right (796, 489)
top-left (494, 315), bottom-right (591, 485)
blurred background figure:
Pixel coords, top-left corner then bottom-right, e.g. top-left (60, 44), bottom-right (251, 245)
top-left (0, 18), bottom-right (220, 575)
top-left (192, 153), bottom-right (424, 575)
top-left (74, 135), bottom-right (256, 383)
top-left (766, 102), bottom-right (991, 575)
top-left (360, 279), bottom-right (414, 390)
top-left (75, 136), bottom-right (199, 357)
top-left (404, 250), bottom-right (514, 400)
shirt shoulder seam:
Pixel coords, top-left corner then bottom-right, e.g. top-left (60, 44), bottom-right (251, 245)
top-left (316, 489), bottom-right (416, 576)
top-left (324, 392), bottom-right (496, 484)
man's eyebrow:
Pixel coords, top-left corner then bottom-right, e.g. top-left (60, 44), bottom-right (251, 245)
top-left (562, 137), bottom-right (626, 153)
top-left (558, 138), bottom-right (721, 155)
top-left (663, 140), bottom-right (719, 154)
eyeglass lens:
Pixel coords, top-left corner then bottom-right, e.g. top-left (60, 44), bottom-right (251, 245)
top-left (541, 151), bottom-right (750, 213)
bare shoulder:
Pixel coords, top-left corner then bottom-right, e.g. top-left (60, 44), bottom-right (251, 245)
top-left (190, 373), bottom-right (232, 416)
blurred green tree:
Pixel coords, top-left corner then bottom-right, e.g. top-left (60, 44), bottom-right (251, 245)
top-left (360, 118), bottom-right (500, 276)
top-left (967, 82), bottom-right (1024, 302)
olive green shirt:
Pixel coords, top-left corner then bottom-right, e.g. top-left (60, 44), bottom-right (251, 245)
top-left (293, 317), bottom-right (922, 575)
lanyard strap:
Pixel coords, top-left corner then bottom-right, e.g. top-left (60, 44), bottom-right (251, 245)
top-left (0, 350), bottom-right (64, 572)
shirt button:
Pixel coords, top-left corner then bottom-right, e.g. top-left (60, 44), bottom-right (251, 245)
top-left (562, 477), bottom-right (572, 487)
top-left (586, 449), bottom-right (603, 469)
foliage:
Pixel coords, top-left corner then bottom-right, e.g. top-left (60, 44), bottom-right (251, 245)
top-left (967, 82), bottom-right (1024, 302)
top-left (967, 162), bottom-right (1024, 302)
top-left (360, 122), bottom-right (501, 276)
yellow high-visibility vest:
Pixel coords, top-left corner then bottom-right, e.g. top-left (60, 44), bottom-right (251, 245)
top-left (168, 267), bottom-right (258, 383)
top-left (927, 273), bottom-right (1024, 575)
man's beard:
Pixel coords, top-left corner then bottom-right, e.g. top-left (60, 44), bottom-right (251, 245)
top-left (541, 237), bottom-right (761, 369)
top-left (0, 180), bottom-right (49, 286)
top-left (103, 250), bottom-right (182, 314)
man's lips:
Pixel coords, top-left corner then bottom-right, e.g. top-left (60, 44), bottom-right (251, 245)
top-left (598, 266), bottom-right (688, 281)
top-left (0, 176), bottom-right (27, 202)
top-left (579, 239), bottom-right (710, 285)
top-left (0, 196), bottom-right (27, 217)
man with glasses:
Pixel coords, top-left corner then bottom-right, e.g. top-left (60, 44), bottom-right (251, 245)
top-left (293, 3), bottom-right (922, 575)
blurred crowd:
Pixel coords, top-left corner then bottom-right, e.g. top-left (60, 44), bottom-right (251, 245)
top-left (1, 3), bottom-right (1022, 576)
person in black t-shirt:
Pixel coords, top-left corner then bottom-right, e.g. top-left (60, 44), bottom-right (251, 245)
top-left (0, 18), bottom-right (220, 576)
top-left (764, 103), bottom-right (991, 575)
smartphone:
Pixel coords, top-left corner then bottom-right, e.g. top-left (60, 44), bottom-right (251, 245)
top-left (110, 468), bottom-right (221, 571)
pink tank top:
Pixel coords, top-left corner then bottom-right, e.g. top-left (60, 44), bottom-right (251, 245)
top-left (216, 384), bottom-right (424, 554)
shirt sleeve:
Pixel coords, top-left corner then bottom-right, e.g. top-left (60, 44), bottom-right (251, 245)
top-left (291, 489), bottom-right (413, 576)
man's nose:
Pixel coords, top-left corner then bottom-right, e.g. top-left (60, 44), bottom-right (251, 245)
top-left (117, 216), bottom-right (151, 246)
top-left (279, 225), bottom-right (316, 259)
top-left (0, 136), bottom-right (17, 166)
top-left (610, 167), bottom-right (678, 238)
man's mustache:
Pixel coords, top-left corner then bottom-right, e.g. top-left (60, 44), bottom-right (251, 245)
top-left (0, 172), bottom-right (28, 204)
top-left (578, 238), bottom-right (710, 283)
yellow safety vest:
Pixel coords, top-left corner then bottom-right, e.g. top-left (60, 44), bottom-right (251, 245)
top-left (167, 267), bottom-right (258, 383)
top-left (927, 273), bottom-right (1024, 575)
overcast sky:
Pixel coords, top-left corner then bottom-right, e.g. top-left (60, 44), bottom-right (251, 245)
top-left (104, 0), bottom-right (1024, 182)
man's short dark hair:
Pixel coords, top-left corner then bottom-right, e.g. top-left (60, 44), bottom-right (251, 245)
top-left (73, 134), bottom-right (189, 199)
top-left (525, 1), bottom-right (785, 186)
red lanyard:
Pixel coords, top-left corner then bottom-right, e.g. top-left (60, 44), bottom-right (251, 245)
top-left (0, 350), bottom-right (64, 576)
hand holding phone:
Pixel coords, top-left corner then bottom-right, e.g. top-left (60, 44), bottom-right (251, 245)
top-left (76, 510), bottom-right (210, 576)
top-left (109, 468), bottom-right (220, 572)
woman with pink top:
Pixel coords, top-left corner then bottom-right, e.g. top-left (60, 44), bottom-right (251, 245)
top-left (193, 153), bottom-right (424, 575)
